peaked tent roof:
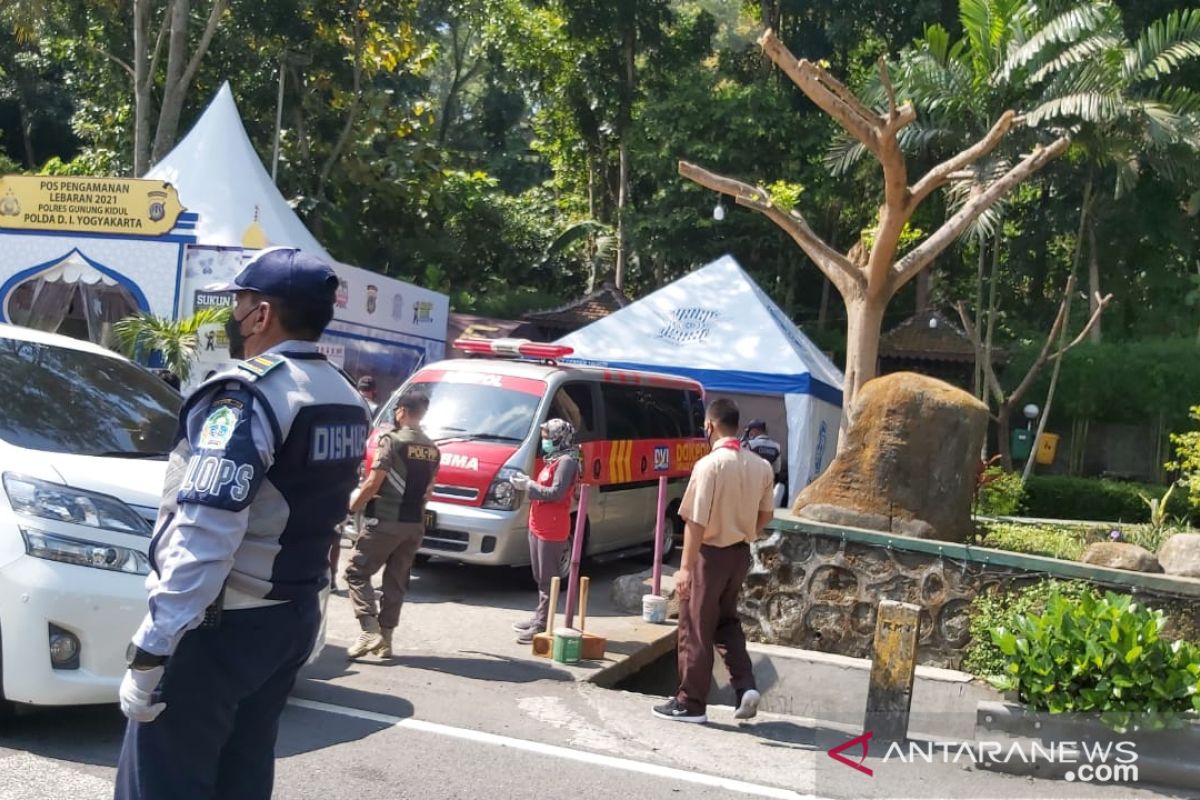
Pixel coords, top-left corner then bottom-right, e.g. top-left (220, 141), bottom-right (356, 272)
top-left (555, 255), bottom-right (844, 406)
top-left (146, 82), bottom-right (331, 260)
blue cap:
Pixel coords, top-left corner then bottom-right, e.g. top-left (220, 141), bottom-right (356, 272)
top-left (205, 247), bottom-right (338, 305)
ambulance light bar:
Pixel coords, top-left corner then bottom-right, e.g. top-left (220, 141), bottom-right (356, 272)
top-left (453, 338), bottom-right (575, 361)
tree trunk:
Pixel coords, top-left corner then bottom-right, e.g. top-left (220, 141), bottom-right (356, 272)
top-left (151, 0), bottom-right (190, 165)
top-left (132, 0), bottom-right (152, 176)
top-left (613, 24), bottom-right (635, 291)
top-left (817, 274), bottom-right (831, 331)
top-left (982, 232), bottom-right (1001, 402)
top-left (1021, 308), bottom-right (1070, 483)
top-left (16, 91), bottom-right (35, 168)
top-left (914, 265), bottom-right (931, 312)
top-left (842, 294), bottom-right (886, 423)
top-left (997, 409), bottom-right (1013, 470)
top-left (972, 239), bottom-right (986, 398)
top-left (1087, 221), bottom-right (1102, 343)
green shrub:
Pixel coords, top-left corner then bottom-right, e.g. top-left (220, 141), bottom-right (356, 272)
top-left (990, 589), bottom-right (1200, 730)
top-left (1022, 475), bottom-right (1191, 524)
top-left (979, 521), bottom-right (1086, 560)
top-left (1168, 406), bottom-right (1200, 513)
top-left (961, 579), bottom-right (1093, 680)
top-left (976, 468), bottom-right (1025, 516)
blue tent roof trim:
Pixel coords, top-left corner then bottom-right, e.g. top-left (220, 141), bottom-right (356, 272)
top-left (555, 255), bottom-right (844, 406)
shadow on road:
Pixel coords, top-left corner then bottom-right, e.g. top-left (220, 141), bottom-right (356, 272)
top-left (388, 652), bottom-right (575, 683)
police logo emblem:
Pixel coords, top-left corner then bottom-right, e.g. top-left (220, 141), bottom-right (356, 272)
top-left (198, 407), bottom-right (239, 450)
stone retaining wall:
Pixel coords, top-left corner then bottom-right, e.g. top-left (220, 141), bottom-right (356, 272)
top-left (743, 516), bottom-right (1200, 670)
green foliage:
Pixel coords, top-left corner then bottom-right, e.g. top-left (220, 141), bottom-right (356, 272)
top-left (1139, 481), bottom-right (1180, 531)
top-left (979, 521), bottom-right (1086, 560)
top-left (765, 181), bottom-right (805, 212)
top-left (1006, 340), bottom-right (1200, 428)
top-left (1168, 406), bottom-right (1200, 513)
top-left (976, 467), bottom-right (1025, 516)
top-left (962, 579), bottom-right (1093, 681)
top-left (1022, 474), bottom-right (1192, 524)
top-left (990, 588), bottom-right (1200, 729)
top-left (112, 308), bottom-right (230, 384)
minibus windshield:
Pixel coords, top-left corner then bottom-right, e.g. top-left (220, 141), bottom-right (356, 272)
top-left (392, 380), bottom-right (541, 444)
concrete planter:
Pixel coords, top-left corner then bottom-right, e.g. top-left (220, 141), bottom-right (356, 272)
top-left (974, 700), bottom-right (1200, 791)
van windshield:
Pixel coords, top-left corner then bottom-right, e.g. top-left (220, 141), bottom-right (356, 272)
top-left (0, 336), bottom-right (180, 456)
top-left (393, 380), bottom-right (541, 443)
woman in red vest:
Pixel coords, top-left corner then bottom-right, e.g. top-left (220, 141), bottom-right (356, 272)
top-left (510, 419), bottom-right (580, 644)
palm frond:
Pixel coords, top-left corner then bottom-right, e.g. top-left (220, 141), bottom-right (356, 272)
top-left (1130, 9), bottom-right (1200, 82)
top-left (1025, 92), bottom-right (1123, 126)
top-left (112, 307), bottom-right (230, 384)
top-left (1001, 1), bottom-right (1117, 81)
top-left (1029, 33), bottom-right (1120, 85)
top-left (825, 134), bottom-right (869, 176)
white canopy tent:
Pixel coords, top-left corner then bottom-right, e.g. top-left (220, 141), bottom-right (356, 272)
top-left (556, 255), bottom-right (844, 503)
top-left (146, 82), bottom-right (331, 259)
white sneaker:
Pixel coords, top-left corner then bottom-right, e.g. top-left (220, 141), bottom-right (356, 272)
top-left (734, 689), bottom-right (761, 720)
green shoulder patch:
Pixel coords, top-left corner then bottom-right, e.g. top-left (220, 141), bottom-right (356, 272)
top-left (237, 353), bottom-right (285, 379)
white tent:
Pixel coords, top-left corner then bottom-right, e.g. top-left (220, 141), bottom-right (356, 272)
top-left (556, 255), bottom-right (844, 503)
top-left (146, 82), bottom-right (331, 260)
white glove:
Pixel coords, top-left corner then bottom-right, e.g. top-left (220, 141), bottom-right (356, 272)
top-left (509, 474), bottom-right (529, 490)
top-left (119, 666), bottom-right (166, 723)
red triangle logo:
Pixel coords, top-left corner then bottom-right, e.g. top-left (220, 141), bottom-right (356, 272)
top-left (827, 730), bottom-right (874, 776)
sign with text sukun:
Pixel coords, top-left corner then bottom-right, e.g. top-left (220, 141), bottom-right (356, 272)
top-left (0, 175), bottom-right (185, 236)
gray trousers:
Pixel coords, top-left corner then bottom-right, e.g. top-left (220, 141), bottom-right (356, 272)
top-left (528, 533), bottom-right (569, 631)
top-left (345, 520), bottom-right (424, 629)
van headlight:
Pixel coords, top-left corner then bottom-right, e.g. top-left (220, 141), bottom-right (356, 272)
top-left (20, 529), bottom-right (151, 575)
top-left (3, 473), bottom-right (152, 535)
top-left (482, 467), bottom-right (521, 511)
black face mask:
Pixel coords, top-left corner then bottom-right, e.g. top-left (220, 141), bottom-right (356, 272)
top-left (224, 305), bottom-right (260, 360)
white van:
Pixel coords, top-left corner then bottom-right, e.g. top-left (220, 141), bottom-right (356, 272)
top-left (0, 324), bottom-right (177, 711)
top-left (367, 342), bottom-right (710, 577)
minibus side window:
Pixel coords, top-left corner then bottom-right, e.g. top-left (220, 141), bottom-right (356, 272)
top-left (549, 382), bottom-right (598, 441)
top-left (602, 384), bottom-right (696, 440)
top-left (602, 385), bottom-right (644, 440)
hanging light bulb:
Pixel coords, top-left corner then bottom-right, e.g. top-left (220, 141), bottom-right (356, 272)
top-left (713, 197), bottom-right (726, 221)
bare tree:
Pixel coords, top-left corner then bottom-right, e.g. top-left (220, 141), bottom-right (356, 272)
top-left (956, 275), bottom-right (1112, 470)
top-left (132, 0), bottom-right (229, 176)
top-left (679, 30), bottom-right (1070, 419)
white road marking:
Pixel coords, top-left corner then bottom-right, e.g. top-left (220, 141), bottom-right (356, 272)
top-left (288, 697), bottom-right (823, 800)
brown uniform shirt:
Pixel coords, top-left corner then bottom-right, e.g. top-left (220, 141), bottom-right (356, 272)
top-left (370, 426), bottom-right (440, 523)
top-left (679, 437), bottom-right (775, 547)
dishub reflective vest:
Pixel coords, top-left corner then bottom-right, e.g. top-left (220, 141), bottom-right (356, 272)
top-left (150, 350), bottom-right (370, 601)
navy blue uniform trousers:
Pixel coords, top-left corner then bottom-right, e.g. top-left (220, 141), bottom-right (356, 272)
top-left (114, 597), bottom-right (320, 800)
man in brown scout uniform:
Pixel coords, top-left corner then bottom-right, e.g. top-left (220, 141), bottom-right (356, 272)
top-left (344, 390), bottom-right (440, 658)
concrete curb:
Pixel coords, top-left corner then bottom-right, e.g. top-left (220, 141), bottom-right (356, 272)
top-left (586, 624), bottom-right (677, 689)
top-left (974, 700), bottom-right (1200, 791)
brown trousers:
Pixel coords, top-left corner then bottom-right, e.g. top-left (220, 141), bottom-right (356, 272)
top-left (675, 541), bottom-right (755, 713)
top-left (344, 520), bottom-right (424, 629)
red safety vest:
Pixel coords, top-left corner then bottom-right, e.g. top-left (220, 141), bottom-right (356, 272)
top-left (529, 458), bottom-right (576, 542)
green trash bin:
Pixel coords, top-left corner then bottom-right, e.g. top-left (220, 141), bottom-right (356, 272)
top-left (1011, 428), bottom-right (1033, 461)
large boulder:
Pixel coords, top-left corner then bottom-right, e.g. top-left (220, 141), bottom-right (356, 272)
top-left (1080, 542), bottom-right (1161, 573)
top-left (612, 567), bottom-right (680, 618)
top-left (794, 372), bottom-right (988, 542)
top-left (1158, 533), bottom-right (1200, 578)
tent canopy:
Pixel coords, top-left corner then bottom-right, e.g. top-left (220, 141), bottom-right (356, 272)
top-left (555, 255), bottom-right (843, 406)
top-left (146, 82), bottom-right (331, 260)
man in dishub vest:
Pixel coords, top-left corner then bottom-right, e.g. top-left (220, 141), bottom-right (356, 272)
top-left (114, 247), bottom-right (371, 800)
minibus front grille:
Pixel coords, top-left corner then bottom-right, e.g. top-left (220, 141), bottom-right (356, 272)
top-left (431, 484), bottom-right (480, 501)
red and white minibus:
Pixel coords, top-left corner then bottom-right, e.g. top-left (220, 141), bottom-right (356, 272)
top-left (366, 339), bottom-right (708, 576)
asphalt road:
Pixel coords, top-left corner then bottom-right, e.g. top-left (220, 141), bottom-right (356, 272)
top-left (1, 554), bottom-right (1192, 800)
